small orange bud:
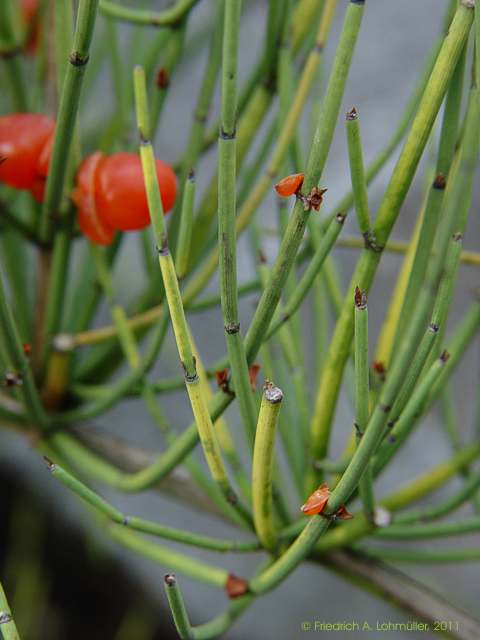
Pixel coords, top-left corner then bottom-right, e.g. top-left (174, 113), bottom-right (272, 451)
top-left (274, 173), bottom-right (304, 197)
top-left (248, 363), bottom-right (261, 391)
top-left (334, 505), bottom-right (353, 520)
top-left (225, 573), bottom-right (249, 599)
top-left (215, 368), bottom-right (230, 393)
top-left (301, 483), bottom-right (330, 516)
top-left (23, 343), bottom-right (32, 356)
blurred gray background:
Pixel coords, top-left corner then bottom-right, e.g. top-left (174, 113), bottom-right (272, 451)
top-left (2, 1), bottom-right (479, 638)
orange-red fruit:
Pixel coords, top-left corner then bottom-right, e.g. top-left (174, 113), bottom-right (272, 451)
top-left (95, 152), bottom-right (176, 231)
top-left (72, 152), bottom-right (115, 246)
top-left (0, 113), bottom-right (54, 200)
top-left (301, 483), bottom-right (330, 516)
top-left (274, 172), bottom-right (304, 197)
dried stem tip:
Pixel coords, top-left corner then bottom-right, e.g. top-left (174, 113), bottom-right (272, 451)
top-left (263, 381), bottom-right (283, 404)
top-left (440, 350), bottom-right (450, 363)
top-left (164, 573), bottom-right (177, 587)
top-left (225, 574), bottom-right (249, 599)
top-left (354, 286), bottom-right (367, 309)
top-left (346, 106), bottom-right (358, 120)
top-left (43, 456), bottom-right (56, 472)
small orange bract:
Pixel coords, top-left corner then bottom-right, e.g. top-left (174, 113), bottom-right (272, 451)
top-left (248, 363), bottom-right (261, 391)
top-left (334, 505), bottom-right (353, 520)
top-left (301, 483), bottom-right (330, 516)
top-left (274, 172), bottom-right (304, 197)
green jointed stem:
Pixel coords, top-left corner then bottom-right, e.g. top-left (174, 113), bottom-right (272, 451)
top-left (374, 516), bottom-right (480, 540)
top-left (45, 457), bottom-right (124, 522)
top-left (169, 2), bottom-right (223, 251)
top-left (321, 29), bottom-right (444, 228)
top-left (265, 212), bottom-right (346, 340)
top-left (394, 472), bottom-right (480, 525)
top-left (310, 3), bottom-right (474, 471)
top-left (250, 245), bottom-right (473, 596)
top-left (90, 245), bottom-right (234, 519)
top-left (252, 383), bottom-right (284, 551)
top-left (45, 458), bottom-right (258, 552)
top-left (218, 0), bottom-right (258, 446)
top-left (164, 575), bottom-right (194, 640)
top-left (374, 351), bottom-right (452, 475)
top-left (99, 0), bottom-right (198, 26)
top-left (306, 442), bottom-right (480, 556)
top-left (0, 580), bottom-right (21, 640)
top-left (359, 547), bottom-right (480, 564)
top-left (188, 81), bottom-right (273, 269)
top-left (96, 0), bottom-right (364, 500)
top-left (164, 574), bottom-right (254, 640)
top-left (244, 0), bottom-right (365, 363)
top-left (183, 0), bottom-right (338, 302)
top-left (0, 269), bottom-right (47, 429)
top-left (175, 172), bottom-right (196, 280)
top-left (346, 108), bottom-right (371, 241)
top-left (393, 45), bottom-right (466, 352)
top-left (109, 525), bottom-right (228, 588)
top-left (133, 66), bottom-right (236, 504)
top-left (354, 288), bottom-right (374, 521)
top-left (39, 0), bottom-right (99, 242)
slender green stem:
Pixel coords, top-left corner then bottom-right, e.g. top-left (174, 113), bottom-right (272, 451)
top-left (346, 108), bottom-right (371, 242)
top-left (99, 0), bottom-right (199, 26)
top-left (184, 0), bottom-right (338, 300)
top-left (310, 3), bottom-right (474, 473)
top-left (244, 0), bottom-right (365, 363)
top-left (109, 525), bottom-right (228, 588)
top-left (164, 575), bottom-right (194, 640)
top-left (0, 269), bottom-right (48, 429)
top-left (133, 66), bottom-right (238, 505)
top-left (45, 458), bottom-right (258, 552)
top-left (168, 0), bottom-right (223, 251)
top-left (217, 0), bottom-right (258, 447)
top-left (252, 383), bottom-right (283, 551)
top-left (39, 0), bottom-right (100, 242)
top-left (393, 44), bottom-right (466, 353)
top-left (394, 472), bottom-right (480, 525)
top-left (0, 580), bottom-right (21, 640)
top-left (265, 212), bottom-right (346, 340)
top-left (174, 176), bottom-right (195, 280)
top-left (374, 516), bottom-right (480, 540)
top-left (358, 547), bottom-right (480, 564)
top-left (354, 288), bottom-right (374, 521)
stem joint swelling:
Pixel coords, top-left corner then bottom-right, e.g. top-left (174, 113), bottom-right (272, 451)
top-left (69, 52), bottom-right (90, 67)
top-left (225, 321), bottom-right (240, 335)
top-left (220, 127), bottom-right (236, 140)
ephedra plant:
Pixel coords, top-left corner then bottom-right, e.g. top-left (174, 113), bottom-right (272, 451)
top-left (1, 0), bottom-right (480, 638)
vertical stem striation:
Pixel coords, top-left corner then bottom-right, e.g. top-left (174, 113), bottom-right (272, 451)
top-left (310, 3), bottom-right (474, 475)
top-left (133, 66), bottom-right (238, 506)
top-left (354, 287), bottom-right (374, 520)
top-left (252, 383), bottom-right (284, 551)
top-left (218, 0), bottom-right (258, 446)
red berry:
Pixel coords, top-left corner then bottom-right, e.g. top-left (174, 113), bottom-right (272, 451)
top-left (274, 173), bottom-right (304, 197)
top-left (95, 152), bottom-right (177, 231)
top-left (72, 152), bottom-right (115, 246)
top-left (0, 113), bottom-right (54, 195)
